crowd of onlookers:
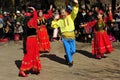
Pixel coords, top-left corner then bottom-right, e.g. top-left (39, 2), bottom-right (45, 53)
top-left (0, 2), bottom-right (120, 43)
top-left (0, 10), bottom-right (24, 42)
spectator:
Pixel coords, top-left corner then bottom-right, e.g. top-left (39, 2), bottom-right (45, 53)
top-left (14, 22), bottom-right (23, 41)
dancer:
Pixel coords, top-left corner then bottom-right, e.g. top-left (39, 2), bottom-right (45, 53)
top-left (19, 7), bottom-right (42, 77)
top-left (52, 11), bottom-right (60, 41)
top-left (37, 5), bottom-right (53, 53)
top-left (51, 0), bottom-right (79, 67)
top-left (81, 10), bottom-right (113, 59)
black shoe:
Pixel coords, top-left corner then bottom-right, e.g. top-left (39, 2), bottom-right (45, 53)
top-left (64, 55), bottom-right (68, 63)
top-left (68, 61), bottom-right (73, 67)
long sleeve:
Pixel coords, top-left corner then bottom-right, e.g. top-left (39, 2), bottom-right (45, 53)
top-left (51, 19), bottom-right (60, 28)
top-left (27, 10), bottom-right (38, 29)
top-left (87, 20), bottom-right (97, 28)
top-left (33, 10), bottom-right (38, 29)
top-left (44, 10), bottom-right (53, 19)
top-left (70, 5), bottom-right (79, 20)
top-left (51, 5), bottom-right (78, 33)
top-left (85, 20), bottom-right (97, 33)
top-left (33, 10), bottom-right (38, 20)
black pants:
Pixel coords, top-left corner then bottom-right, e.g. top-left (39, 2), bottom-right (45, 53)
top-left (0, 28), bottom-right (3, 38)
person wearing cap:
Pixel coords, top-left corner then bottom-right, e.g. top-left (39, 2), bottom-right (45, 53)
top-left (51, 0), bottom-right (79, 67)
top-left (14, 22), bottom-right (23, 41)
top-left (16, 10), bottom-right (24, 26)
top-left (81, 9), bottom-right (114, 59)
top-left (3, 11), bottom-right (12, 40)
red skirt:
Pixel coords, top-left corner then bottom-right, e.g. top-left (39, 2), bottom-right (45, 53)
top-left (20, 36), bottom-right (42, 71)
top-left (37, 25), bottom-right (50, 52)
top-left (92, 31), bottom-right (113, 55)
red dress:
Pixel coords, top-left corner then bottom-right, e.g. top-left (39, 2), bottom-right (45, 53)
top-left (20, 36), bottom-right (42, 72)
top-left (20, 10), bottom-right (42, 72)
top-left (86, 20), bottom-right (113, 56)
top-left (37, 10), bottom-right (52, 52)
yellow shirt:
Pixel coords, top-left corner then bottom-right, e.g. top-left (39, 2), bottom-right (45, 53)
top-left (51, 5), bottom-right (79, 33)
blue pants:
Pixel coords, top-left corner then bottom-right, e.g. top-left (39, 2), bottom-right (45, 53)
top-left (62, 38), bottom-right (76, 63)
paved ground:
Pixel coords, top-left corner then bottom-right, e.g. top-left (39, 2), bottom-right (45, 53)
top-left (0, 41), bottom-right (120, 80)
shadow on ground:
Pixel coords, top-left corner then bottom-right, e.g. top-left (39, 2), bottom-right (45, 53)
top-left (15, 54), bottom-right (68, 68)
top-left (76, 50), bottom-right (94, 58)
top-left (15, 60), bottom-right (22, 69)
top-left (15, 60), bottom-right (41, 75)
top-left (40, 54), bottom-right (68, 66)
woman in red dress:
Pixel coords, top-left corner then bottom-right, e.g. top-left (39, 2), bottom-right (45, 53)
top-left (19, 7), bottom-right (42, 77)
top-left (82, 10), bottom-right (113, 59)
top-left (36, 5), bottom-right (53, 53)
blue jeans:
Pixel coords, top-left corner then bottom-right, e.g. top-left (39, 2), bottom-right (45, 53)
top-left (62, 38), bottom-right (76, 63)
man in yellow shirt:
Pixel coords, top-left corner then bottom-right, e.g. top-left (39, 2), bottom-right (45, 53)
top-left (51, 0), bottom-right (79, 67)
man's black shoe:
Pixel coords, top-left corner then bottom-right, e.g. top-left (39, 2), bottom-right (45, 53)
top-left (68, 61), bottom-right (73, 67)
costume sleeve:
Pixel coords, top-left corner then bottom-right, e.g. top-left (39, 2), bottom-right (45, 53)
top-left (27, 10), bottom-right (38, 29)
top-left (33, 10), bottom-right (38, 20)
top-left (44, 10), bottom-right (53, 19)
top-left (70, 5), bottom-right (79, 20)
top-left (85, 20), bottom-right (97, 33)
top-left (51, 19), bottom-right (60, 28)
top-left (86, 20), bottom-right (97, 28)
top-left (33, 10), bottom-right (39, 29)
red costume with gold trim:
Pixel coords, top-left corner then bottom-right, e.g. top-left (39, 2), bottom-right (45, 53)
top-left (85, 10), bottom-right (114, 58)
top-left (20, 10), bottom-right (42, 73)
top-left (86, 18), bottom-right (113, 57)
top-left (37, 10), bottom-right (52, 52)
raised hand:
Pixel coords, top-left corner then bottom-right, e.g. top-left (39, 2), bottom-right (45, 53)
top-left (28, 7), bottom-right (35, 10)
top-left (73, 0), bottom-right (78, 4)
top-left (80, 24), bottom-right (87, 28)
top-left (50, 4), bottom-right (53, 10)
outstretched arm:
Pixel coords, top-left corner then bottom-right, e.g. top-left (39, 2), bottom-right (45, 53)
top-left (44, 4), bottom-right (53, 19)
top-left (81, 20), bottom-right (97, 28)
top-left (28, 7), bottom-right (38, 19)
top-left (27, 7), bottom-right (38, 29)
top-left (70, 0), bottom-right (79, 20)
